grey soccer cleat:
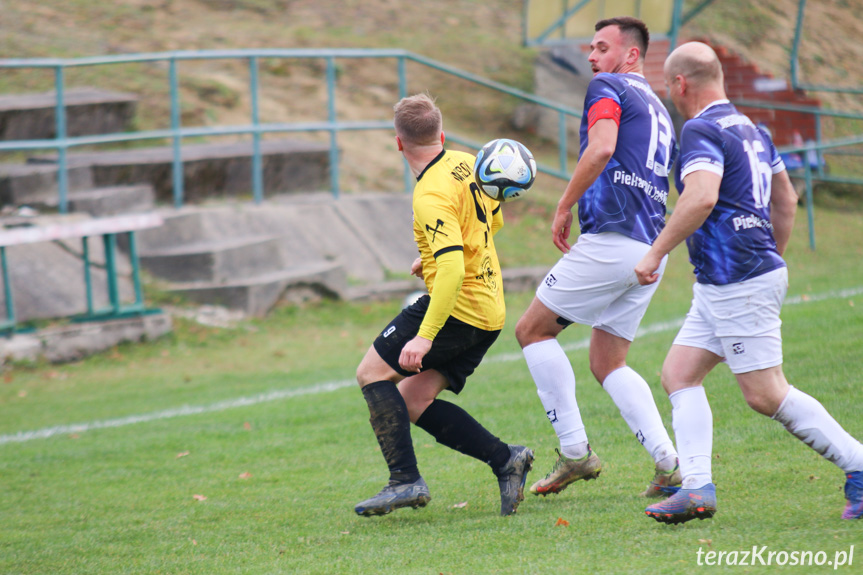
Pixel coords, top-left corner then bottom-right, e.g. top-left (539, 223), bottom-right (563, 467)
top-left (354, 477), bottom-right (431, 517)
top-left (641, 461), bottom-right (683, 498)
top-left (495, 445), bottom-right (535, 516)
top-left (529, 448), bottom-right (602, 496)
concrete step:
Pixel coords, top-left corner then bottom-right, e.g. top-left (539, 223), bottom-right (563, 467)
top-left (67, 184), bottom-right (156, 217)
top-left (0, 87), bottom-right (137, 141)
top-left (140, 235), bottom-right (284, 283)
top-left (164, 261), bottom-right (346, 316)
top-left (0, 162), bottom-right (94, 207)
top-left (29, 139), bottom-right (331, 203)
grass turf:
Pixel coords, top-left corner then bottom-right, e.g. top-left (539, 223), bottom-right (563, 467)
top-left (1, 208), bottom-right (862, 574)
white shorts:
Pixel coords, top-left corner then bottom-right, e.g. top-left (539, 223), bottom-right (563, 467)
top-left (673, 266), bottom-right (788, 374)
top-left (536, 232), bottom-right (666, 341)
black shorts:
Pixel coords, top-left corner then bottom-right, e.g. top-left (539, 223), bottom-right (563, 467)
top-left (373, 295), bottom-right (500, 394)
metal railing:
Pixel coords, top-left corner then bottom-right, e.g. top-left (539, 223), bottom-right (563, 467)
top-left (0, 49), bottom-right (581, 212)
top-left (731, 98), bottom-right (863, 250)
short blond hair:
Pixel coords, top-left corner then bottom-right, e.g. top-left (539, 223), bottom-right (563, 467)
top-left (393, 93), bottom-right (442, 146)
top-left (665, 41), bottom-right (723, 89)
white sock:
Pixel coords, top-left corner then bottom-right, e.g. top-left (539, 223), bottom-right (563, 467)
top-left (670, 386), bottom-right (713, 489)
top-left (523, 339), bottom-right (589, 458)
top-left (603, 366), bottom-right (677, 471)
top-left (773, 386), bottom-right (863, 473)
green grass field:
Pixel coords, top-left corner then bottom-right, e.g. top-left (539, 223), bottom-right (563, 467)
top-left (1, 206), bottom-right (861, 574)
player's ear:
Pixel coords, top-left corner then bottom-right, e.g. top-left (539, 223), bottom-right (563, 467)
top-left (396, 136), bottom-right (403, 152)
top-left (628, 46), bottom-right (640, 65)
top-left (440, 131), bottom-right (445, 145)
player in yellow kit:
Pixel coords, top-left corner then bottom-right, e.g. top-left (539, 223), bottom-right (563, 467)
top-left (354, 93), bottom-right (533, 517)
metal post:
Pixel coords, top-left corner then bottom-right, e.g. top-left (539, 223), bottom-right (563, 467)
top-left (559, 110), bottom-right (568, 176)
top-left (398, 56), bottom-right (413, 194)
top-left (127, 231), bottom-right (144, 308)
top-left (790, 0), bottom-right (807, 90)
top-left (169, 58), bottom-right (184, 208)
top-left (1, 246), bottom-right (15, 331)
top-left (103, 233), bottom-right (121, 313)
top-left (326, 57), bottom-right (340, 198)
top-left (803, 147), bottom-right (816, 250)
top-left (55, 66), bottom-right (69, 214)
top-left (249, 56), bottom-right (264, 204)
top-left (669, 0), bottom-right (684, 50)
top-left (814, 113), bottom-right (824, 178)
top-left (83, 237), bottom-right (94, 316)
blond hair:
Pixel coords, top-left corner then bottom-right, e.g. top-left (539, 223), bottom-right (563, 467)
top-left (393, 93), bottom-right (442, 146)
top-left (665, 41), bottom-right (723, 89)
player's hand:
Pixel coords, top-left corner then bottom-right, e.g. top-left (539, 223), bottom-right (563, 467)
top-left (410, 257), bottom-right (424, 279)
top-left (399, 335), bottom-right (432, 373)
top-left (635, 252), bottom-right (663, 285)
top-left (552, 207), bottom-right (574, 253)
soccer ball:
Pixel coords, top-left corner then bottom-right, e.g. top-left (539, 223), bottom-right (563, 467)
top-left (473, 138), bottom-right (537, 202)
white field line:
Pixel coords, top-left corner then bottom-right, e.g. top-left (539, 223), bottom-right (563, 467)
top-left (2, 285), bottom-right (861, 446)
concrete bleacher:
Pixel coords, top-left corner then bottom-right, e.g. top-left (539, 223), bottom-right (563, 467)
top-left (28, 139), bottom-right (331, 203)
top-left (0, 83), bottom-right (547, 362)
top-left (0, 88), bottom-right (137, 141)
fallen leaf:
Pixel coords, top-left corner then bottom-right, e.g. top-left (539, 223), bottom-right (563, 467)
top-left (801, 294), bottom-right (811, 301)
top-left (176, 451), bottom-right (190, 459)
top-left (193, 494), bottom-right (207, 501)
top-left (850, 300), bottom-right (855, 307)
top-left (69, 434), bottom-right (80, 440)
top-left (17, 390), bottom-right (26, 398)
top-left (3, 373), bottom-right (13, 384)
top-left (243, 422), bottom-right (252, 430)
top-left (699, 538), bottom-right (713, 547)
top-left (555, 517), bottom-right (569, 527)
top-left (239, 472), bottom-right (252, 479)
top-left (340, 531), bottom-right (350, 535)
top-left (452, 501), bottom-right (468, 509)
top-left (191, 539), bottom-right (198, 546)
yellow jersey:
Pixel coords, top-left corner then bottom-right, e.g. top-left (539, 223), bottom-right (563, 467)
top-left (413, 149), bottom-right (506, 336)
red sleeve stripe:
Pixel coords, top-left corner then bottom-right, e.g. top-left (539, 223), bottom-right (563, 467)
top-left (587, 98), bottom-right (622, 130)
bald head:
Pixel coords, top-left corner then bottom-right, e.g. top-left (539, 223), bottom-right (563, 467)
top-left (664, 41), bottom-right (724, 90)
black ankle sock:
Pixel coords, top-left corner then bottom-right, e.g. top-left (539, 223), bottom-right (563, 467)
top-left (361, 380), bottom-right (420, 483)
top-left (415, 399), bottom-right (511, 471)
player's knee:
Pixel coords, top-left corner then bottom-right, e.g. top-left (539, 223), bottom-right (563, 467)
top-left (355, 359), bottom-right (382, 387)
top-left (743, 393), bottom-right (779, 416)
top-left (514, 316), bottom-right (532, 348)
top-left (515, 315), bottom-right (549, 348)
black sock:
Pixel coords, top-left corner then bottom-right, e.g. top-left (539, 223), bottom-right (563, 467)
top-left (361, 380), bottom-right (420, 484)
top-left (415, 399), bottom-right (511, 472)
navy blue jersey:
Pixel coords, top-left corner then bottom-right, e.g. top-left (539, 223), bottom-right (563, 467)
top-left (676, 100), bottom-right (787, 285)
top-left (577, 73), bottom-right (677, 245)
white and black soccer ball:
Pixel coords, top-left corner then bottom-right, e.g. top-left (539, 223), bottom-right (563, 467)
top-left (473, 138), bottom-right (537, 202)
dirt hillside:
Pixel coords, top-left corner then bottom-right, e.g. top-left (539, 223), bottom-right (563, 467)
top-left (1, 0), bottom-right (860, 194)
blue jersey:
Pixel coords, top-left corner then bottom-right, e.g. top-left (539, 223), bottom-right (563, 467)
top-left (577, 73), bottom-right (676, 245)
top-left (676, 100), bottom-right (787, 285)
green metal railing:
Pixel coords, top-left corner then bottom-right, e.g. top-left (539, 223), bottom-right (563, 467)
top-left (0, 49), bottom-right (581, 212)
top-left (522, 0), bottom-right (703, 49)
top-left (791, 0), bottom-right (863, 96)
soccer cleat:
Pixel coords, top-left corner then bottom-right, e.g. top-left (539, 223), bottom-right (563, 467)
top-left (354, 477), bottom-right (431, 517)
top-left (641, 461), bottom-right (683, 498)
top-left (495, 444), bottom-right (535, 516)
top-left (529, 448), bottom-right (602, 496)
top-left (645, 483), bottom-right (717, 525)
top-left (842, 470), bottom-right (863, 520)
